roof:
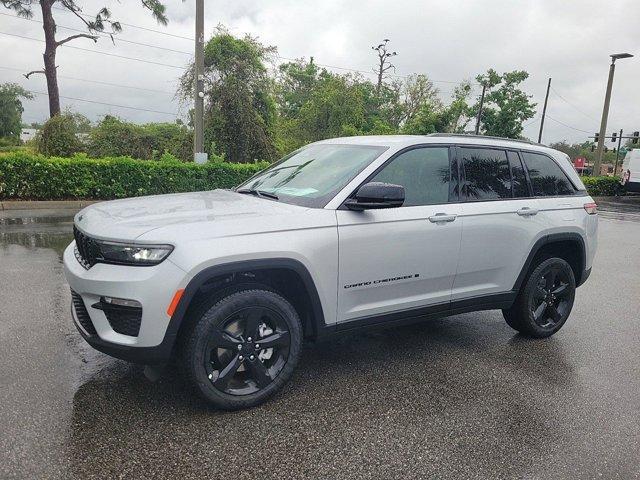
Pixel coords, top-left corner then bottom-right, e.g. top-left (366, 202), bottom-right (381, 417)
top-left (315, 134), bottom-right (554, 152)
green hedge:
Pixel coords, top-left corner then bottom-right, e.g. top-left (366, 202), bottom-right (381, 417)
top-left (0, 152), bottom-right (267, 200)
top-left (580, 175), bottom-right (624, 197)
top-left (0, 152), bottom-right (626, 201)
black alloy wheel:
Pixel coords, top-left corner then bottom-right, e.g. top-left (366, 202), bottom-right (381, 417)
top-left (503, 257), bottom-right (576, 338)
top-left (205, 306), bottom-right (291, 395)
top-left (183, 288), bottom-right (302, 410)
top-left (529, 264), bottom-right (572, 329)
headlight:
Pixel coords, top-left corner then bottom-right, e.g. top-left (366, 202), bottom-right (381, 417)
top-left (96, 241), bottom-right (174, 266)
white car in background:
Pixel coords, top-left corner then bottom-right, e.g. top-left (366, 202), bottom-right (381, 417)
top-left (621, 149), bottom-right (640, 193)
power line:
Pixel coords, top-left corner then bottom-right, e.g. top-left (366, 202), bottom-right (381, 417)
top-left (0, 65), bottom-right (175, 95)
top-left (0, 31), bottom-right (187, 70)
top-left (549, 86), bottom-right (600, 123)
top-left (545, 115), bottom-right (594, 134)
top-left (0, 12), bottom-right (192, 55)
top-left (2, 13), bottom-right (472, 87)
top-left (30, 91), bottom-right (179, 116)
top-left (51, 5), bottom-right (194, 41)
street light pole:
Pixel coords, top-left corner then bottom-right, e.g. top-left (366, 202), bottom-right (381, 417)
top-left (594, 53), bottom-right (633, 175)
top-left (193, 0), bottom-right (207, 163)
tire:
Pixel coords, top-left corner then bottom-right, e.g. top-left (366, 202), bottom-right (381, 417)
top-left (502, 257), bottom-right (576, 338)
top-left (182, 288), bottom-right (302, 410)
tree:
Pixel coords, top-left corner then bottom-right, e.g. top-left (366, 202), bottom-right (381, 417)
top-left (402, 81), bottom-right (472, 135)
top-left (473, 69), bottom-right (536, 138)
top-left (1, 0), bottom-right (172, 117)
top-left (88, 115), bottom-right (192, 160)
top-left (371, 39), bottom-right (397, 94)
top-left (0, 83), bottom-right (33, 142)
top-left (179, 29), bottom-right (277, 162)
top-left (400, 74), bottom-right (441, 125)
top-left (36, 112), bottom-right (84, 156)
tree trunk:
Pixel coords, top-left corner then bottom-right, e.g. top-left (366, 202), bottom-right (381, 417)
top-left (40, 0), bottom-right (60, 116)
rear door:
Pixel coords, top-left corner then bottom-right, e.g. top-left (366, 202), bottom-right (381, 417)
top-left (336, 145), bottom-right (463, 324)
top-left (520, 150), bottom-right (586, 228)
top-left (452, 147), bottom-right (541, 300)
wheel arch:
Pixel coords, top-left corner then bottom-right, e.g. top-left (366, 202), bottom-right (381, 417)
top-left (167, 258), bottom-right (328, 349)
top-left (513, 232), bottom-right (587, 293)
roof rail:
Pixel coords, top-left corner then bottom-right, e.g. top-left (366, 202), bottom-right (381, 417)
top-left (427, 133), bottom-right (545, 147)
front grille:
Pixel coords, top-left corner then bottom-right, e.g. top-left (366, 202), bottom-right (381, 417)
top-left (100, 304), bottom-right (143, 337)
top-left (73, 226), bottom-right (100, 269)
top-left (71, 289), bottom-right (97, 335)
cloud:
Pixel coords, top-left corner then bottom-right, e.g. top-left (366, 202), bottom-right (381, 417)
top-left (1, 0), bottom-right (638, 145)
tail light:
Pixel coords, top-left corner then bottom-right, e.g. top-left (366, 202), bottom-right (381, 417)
top-left (584, 202), bottom-right (598, 215)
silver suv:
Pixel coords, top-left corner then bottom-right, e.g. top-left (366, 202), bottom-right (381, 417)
top-left (64, 134), bottom-right (598, 409)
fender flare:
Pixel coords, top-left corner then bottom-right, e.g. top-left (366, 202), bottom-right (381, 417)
top-left (164, 258), bottom-right (327, 344)
top-left (512, 232), bottom-right (587, 293)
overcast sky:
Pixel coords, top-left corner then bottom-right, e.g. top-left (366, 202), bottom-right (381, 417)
top-left (1, 0), bottom-right (638, 146)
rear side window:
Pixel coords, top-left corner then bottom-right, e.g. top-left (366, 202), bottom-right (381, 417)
top-left (461, 148), bottom-right (511, 200)
top-left (507, 151), bottom-right (529, 198)
top-left (371, 147), bottom-right (450, 206)
top-left (521, 152), bottom-right (575, 196)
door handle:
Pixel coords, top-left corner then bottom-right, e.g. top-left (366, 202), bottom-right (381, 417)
top-left (516, 207), bottom-right (539, 217)
top-left (428, 213), bottom-right (457, 223)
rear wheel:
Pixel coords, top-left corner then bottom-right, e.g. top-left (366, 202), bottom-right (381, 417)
top-left (502, 257), bottom-right (576, 338)
top-left (183, 289), bottom-right (302, 410)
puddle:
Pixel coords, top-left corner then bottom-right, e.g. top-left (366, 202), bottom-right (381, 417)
top-left (0, 232), bottom-right (73, 259)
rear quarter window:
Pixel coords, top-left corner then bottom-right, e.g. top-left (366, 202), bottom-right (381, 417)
top-left (521, 151), bottom-right (576, 196)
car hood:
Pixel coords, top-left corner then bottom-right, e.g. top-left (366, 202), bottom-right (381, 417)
top-left (74, 189), bottom-right (310, 240)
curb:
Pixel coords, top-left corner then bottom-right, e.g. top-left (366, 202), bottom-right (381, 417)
top-left (0, 200), bottom-right (100, 211)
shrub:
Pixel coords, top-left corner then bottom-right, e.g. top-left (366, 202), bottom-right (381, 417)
top-left (0, 152), bottom-right (267, 200)
top-left (36, 114), bottom-right (84, 157)
top-left (580, 175), bottom-right (624, 196)
top-left (87, 116), bottom-right (194, 161)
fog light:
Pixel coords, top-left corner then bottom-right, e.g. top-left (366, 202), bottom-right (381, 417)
top-left (102, 296), bottom-right (142, 308)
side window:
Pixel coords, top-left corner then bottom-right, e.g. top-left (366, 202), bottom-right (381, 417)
top-left (371, 147), bottom-right (450, 206)
top-left (461, 148), bottom-right (511, 200)
top-left (521, 152), bottom-right (575, 196)
top-left (507, 151), bottom-right (529, 198)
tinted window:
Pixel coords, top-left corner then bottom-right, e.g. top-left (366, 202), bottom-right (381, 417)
top-left (371, 147), bottom-right (450, 206)
top-left (508, 151), bottom-right (529, 198)
top-left (521, 152), bottom-right (575, 196)
top-left (461, 148), bottom-right (511, 200)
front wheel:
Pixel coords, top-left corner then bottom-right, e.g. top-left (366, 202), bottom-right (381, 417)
top-left (182, 289), bottom-right (302, 410)
top-left (503, 257), bottom-right (576, 338)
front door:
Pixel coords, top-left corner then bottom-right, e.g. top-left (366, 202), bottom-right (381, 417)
top-left (336, 146), bottom-right (463, 324)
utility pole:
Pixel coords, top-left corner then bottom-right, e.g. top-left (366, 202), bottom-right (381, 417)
top-left (594, 53), bottom-right (633, 174)
top-left (474, 82), bottom-right (487, 135)
top-left (193, 0), bottom-right (207, 163)
top-left (614, 128), bottom-right (623, 176)
top-left (538, 78), bottom-right (551, 143)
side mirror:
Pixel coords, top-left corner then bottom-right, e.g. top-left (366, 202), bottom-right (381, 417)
top-left (344, 182), bottom-right (405, 210)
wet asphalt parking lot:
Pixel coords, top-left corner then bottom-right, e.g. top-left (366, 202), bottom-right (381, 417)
top-left (1, 200), bottom-right (639, 479)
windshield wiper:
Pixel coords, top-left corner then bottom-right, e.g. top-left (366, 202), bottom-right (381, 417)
top-left (236, 188), bottom-right (279, 200)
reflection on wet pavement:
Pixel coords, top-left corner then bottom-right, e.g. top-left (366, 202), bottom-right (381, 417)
top-left (1, 208), bottom-right (639, 479)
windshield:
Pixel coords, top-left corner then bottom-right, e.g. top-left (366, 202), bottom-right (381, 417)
top-left (237, 143), bottom-right (387, 207)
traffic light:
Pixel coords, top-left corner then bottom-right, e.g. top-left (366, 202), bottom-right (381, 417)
top-left (611, 132), bottom-right (617, 142)
top-left (634, 131), bottom-right (639, 144)
top-left (594, 132), bottom-right (599, 142)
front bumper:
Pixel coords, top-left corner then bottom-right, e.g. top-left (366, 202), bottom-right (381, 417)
top-left (63, 241), bottom-right (188, 364)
